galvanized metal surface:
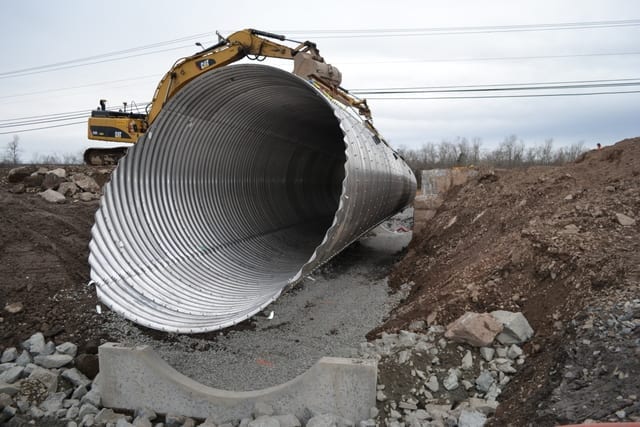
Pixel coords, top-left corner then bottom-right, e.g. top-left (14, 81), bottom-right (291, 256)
top-left (89, 64), bottom-right (416, 333)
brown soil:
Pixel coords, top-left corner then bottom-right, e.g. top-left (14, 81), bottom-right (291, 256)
top-left (373, 137), bottom-right (640, 425)
top-left (0, 167), bottom-right (109, 352)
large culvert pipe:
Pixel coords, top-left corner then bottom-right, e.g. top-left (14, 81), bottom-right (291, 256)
top-left (89, 64), bottom-right (416, 333)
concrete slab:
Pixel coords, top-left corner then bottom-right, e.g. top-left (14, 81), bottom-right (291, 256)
top-left (97, 343), bottom-right (376, 424)
top-left (421, 168), bottom-right (478, 196)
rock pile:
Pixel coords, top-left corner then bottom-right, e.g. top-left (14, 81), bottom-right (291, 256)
top-left (6, 165), bottom-right (112, 203)
top-left (0, 312), bottom-right (532, 426)
top-left (0, 332), bottom-right (104, 426)
top-left (0, 333), bottom-right (374, 427)
top-left (359, 311), bottom-right (534, 426)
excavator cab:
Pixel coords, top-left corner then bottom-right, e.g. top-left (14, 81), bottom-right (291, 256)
top-left (85, 100), bottom-right (148, 165)
top-left (88, 100), bottom-right (147, 143)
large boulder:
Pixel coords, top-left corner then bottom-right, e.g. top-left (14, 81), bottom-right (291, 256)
top-left (49, 168), bottom-right (66, 178)
top-left (57, 182), bottom-right (78, 197)
top-left (8, 183), bottom-right (25, 194)
top-left (38, 189), bottom-right (66, 204)
top-left (7, 166), bottom-right (36, 183)
top-left (444, 312), bottom-right (503, 347)
top-left (78, 192), bottom-right (97, 202)
top-left (42, 173), bottom-right (62, 190)
top-left (33, 354), bottom-right (73, 369)
top-left (72, 173), bottom-right (100, 193)
top-left (23, 173), bottom-right (44, 188)
top-left (490, 310), bottom-right (534, 344)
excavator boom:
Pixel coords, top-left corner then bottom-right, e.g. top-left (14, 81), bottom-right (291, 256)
top-left (86, 28), bottom-right (373, 164)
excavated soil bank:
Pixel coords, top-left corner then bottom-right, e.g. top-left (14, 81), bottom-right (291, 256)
top-left (377, 137), bottom-right (640, 426)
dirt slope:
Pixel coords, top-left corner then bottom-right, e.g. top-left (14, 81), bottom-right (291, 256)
top-left (376, 137), bottom-right (640, 425)
top-left (0, 167), bottom-right (107, 351)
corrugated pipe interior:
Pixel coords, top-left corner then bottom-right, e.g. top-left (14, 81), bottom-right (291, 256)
top-left (90, 64), bottom-right (416, 333)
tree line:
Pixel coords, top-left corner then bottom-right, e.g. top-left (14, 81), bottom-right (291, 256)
top-left (1, 136), bottom-right (83, 166)
top-left (396, 135), bottom-right (587, 171)
top-left (3, 133), bottom-right (588, 169)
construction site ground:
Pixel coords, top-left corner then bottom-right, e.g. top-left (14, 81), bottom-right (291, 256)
top-left (1, 137), bottom-right (639, 426)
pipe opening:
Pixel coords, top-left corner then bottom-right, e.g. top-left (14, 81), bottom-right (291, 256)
top-left (163, 65), bottom-right (347, 286)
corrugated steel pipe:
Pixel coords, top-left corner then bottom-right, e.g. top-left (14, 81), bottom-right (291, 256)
top-left (89, 64), bottom-right (416, 333)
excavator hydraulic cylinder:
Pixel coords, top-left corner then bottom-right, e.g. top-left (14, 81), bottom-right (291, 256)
top-left (89, 64), bottom-right (416, 333)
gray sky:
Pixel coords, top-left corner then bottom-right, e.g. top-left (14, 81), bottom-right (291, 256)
top-left (1, 0), bottom-right (639, 161)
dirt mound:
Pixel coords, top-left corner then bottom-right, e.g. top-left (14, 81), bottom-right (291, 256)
top-left (375, 137), bottom-right (640, 425)
top-left (0, 166), bottom-right (109, 352)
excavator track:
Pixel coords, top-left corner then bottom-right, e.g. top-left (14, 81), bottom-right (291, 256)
top-left (83, 147), bottom-right (129, 166)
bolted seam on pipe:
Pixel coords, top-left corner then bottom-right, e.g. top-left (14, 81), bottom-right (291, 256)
top-left (89, 64), bottom-right (416, 333)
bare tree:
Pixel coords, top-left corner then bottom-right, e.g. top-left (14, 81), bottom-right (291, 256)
top-left (31, 153), bottom-right (62, 164)
top-left (5, 135), bottom-right (21, 165)
top-left (62, 152), bottom-right (84, 165)
top-left (397, 135), bottom-right (584, 177)
top-left (565, 141), bottom-right (586, 162)
top-left (470, 137), bottom-right (482, 164)
top-left (438, 140), bottom-right (459, 167)
top-left (540, 138), bottom-right (554, 165)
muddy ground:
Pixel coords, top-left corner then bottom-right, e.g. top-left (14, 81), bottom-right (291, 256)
top-left (1, 137), bottom-right (639, 426)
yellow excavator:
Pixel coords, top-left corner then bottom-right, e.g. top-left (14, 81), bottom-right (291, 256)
top-left (85, 28), bottom-right (373, 165)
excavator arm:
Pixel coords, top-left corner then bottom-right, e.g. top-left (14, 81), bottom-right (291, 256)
top-left (146, 28), bottom-right (346, 124)
top-left (87, 29), bottom-right (373, 164)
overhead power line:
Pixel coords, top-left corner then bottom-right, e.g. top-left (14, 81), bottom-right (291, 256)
top-left (2, 76), bottom-right (639, 134)
top-left (3, 50), bottom-right (640, 101)
top-left (0, 32), bottom-right (210, 78)
top-left (0, 108), bottom-right (94, 123)
top-left (285, 19), bottom-right (640, 38)
top-left (0, 103), bottom-right (150, 136)
top-left (0, 113), bottom-right (90, 129)
top-left (340, 50), bottom-right (640, 65)
top-left (367, 90), bottom-right (640, 100)
top-left (0, 75), bottom-right (158, 100)
top-left (2, 19), bottom-right (639, 80)
top-left (351, 77), bottom-right (640, 92)
top-left (0, 120), bottom-right (86, 135)
top-left (352, 80), bottom-right (640, 95)
top-left (0, 45), bottom-right (193, 80)
top-left (0, 103), bottom-right (149, 124)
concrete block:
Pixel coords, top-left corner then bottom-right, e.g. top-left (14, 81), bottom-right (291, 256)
top-left (421, 169), bottom-right (450, 196)
top-left (97, 343), bottom-right (376, 424)
top-left (420, 168), bottom-right (477, 196)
